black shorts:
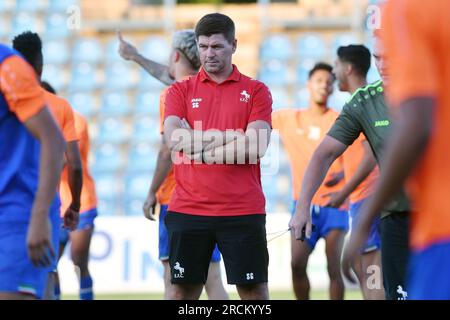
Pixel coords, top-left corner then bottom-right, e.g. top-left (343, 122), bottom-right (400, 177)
top-left (380, 212), bottom-right (410, 300)
top-left (164, 212), bottom-right (269, 285)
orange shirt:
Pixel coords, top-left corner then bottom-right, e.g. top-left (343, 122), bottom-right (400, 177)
top-left (342, 134), bottom-right (379, 204)
top-left (382, 0), bottom-right (450, 250)
top-left (156, 88), bottom-right (176, 205)
top-left (59, 112), bottom-right (98, 214)
top-left (272, 107), bottom-right (346, 207)
top-left (43, 89), bottom-right (77, 142)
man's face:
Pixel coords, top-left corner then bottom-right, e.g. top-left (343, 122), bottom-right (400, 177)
top-left (373, 39), bottom-right (389, 84)
top-left (307, 69), bottom-right (334, 105)
top-left (333, 57), bottom-right (349, 92)
top-left (197, 33), bottom-right (236, 74)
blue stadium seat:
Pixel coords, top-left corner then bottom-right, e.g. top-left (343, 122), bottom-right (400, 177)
top-left (296, 58), bottom-right (316, 86)
top-left (96, 117), bottom-right (129, 144)
top-left (295, 88), bottom-right (310, 108)
top-left (260, 34), bottom-right (292, 60)
top-left (329, 89), bottom-right (350, 111)
top-left (128, 143), bottom-right (157, 172)
top-left (141, 36), bottom-right (170, 64)
top-left (367, 66), bottom-right (381, 84)
top-left (43, 40), bottom-right (69, 65)
top-left (72, 38), bottom-right (103, 64)
top-left (41, 64), bottom-right (67, 91)
top-left (104, 61), bottom-right (134, 90)
top-left (135, 90), bottom-right (161, 117)
top-left (132, 116), bottom-right (161, 143)
top-left (93, 172), bottom-right (121, 201)
top-left (138, 68), bottom-right (167, 90)
top-left (123, 173), bottom-right (152, 215)
top-left (105, 37), bottom-right (123, 62)
top-left (92, 143), bottom-right (124, 172)
top-left (258, 60), bottom-right (288, 86)
top-left (68, 92), bottom-right (96, 117)
top-left (12, 13), bottom-right (39, 36)
top-left (331, 33), bottom-right (359, 54)
top-left (70, 62), bottom-right (97, 91)
top-left (97, 198), bottom-right (118, 216)
top-left (48, 0), bottom-right (79, 12)
top-left (297, 33), bottom-right (327, 59)
top-left (45, 13), bottom-right (72, 39)
top-left (100, 91), bottom-right (131, 117)
top-left (16, 0), bottom-right (42, 12)
top-left (0, 0), bottom-right (14, 11)
top-left (270, 87), bottom-right (289, 110)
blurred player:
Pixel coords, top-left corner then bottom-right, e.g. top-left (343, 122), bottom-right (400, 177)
top-left (346, 0), bottom-right (450, 299)
top-left (331, 44), bottom-right (384, 299)
top-left (118, 30), bottom-right (228, 299)
top-left (0, 43), bottom-right (66, 299)
top-left (272, 63), bottom-right (349, 300)
top-left (291, 38), bottom-right (410, 300)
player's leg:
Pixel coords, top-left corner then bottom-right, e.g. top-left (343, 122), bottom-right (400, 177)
top-left (69, 208), bottom-right (97, 300)
top-left (158, 204), bottom-right (173, 299)
top-left (290, 234), bottom-right (313, 299)
top-left (216, 214), bottom-right (269, 300)
top-left (204, 247), bottom-right (229, 300)
top-left (165, 212), bottom-right (215, 300)
top-left (379, 212), bottom-right (409, 300)
top-left (54, 217), bottom-right (70, 300)
top-left (322, 206), bottom-right (349, 300)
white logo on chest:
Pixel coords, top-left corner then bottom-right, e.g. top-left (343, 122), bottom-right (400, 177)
top-left (191, 98), bottom-right (202, 108)
top-left (308, 126), bottom-right (321, 141)
top-left (240, 90), bottom-right (250, 102)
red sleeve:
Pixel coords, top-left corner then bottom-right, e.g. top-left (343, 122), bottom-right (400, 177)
top-left (164, 82), bottom-right (186, 121)
top-left (0, 56), bottom-right (46, 122)
top-left (248, 82), bottom-right (272, 125)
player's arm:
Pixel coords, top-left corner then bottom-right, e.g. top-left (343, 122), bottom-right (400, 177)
top-left (143, 136), bottom-right (173, 221)
top-left (24, 108), bottom-right (66, 266)
top-left (289, 136), bottom-right (348, 240)
top-left (117, 31), bottom-right (174, 86)
top-left (323, 140), bottom-right (377, 208)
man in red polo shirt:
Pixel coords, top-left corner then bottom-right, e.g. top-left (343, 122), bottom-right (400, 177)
top-left (163, 13), bottom-right (272, 300)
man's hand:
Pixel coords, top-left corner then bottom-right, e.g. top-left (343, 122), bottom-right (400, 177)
top-left (322, 191), bottom-right (347, 208)
top-left (143, 192), bottom-right (157, 221)
top-left (27, 212), bottom-right (55, 267)
top-left (324, 171), bottom-right (344, 187)
top-left (63, 204), bottom-right (80, 231)
top-left (289, 204), bottom-right (312, 241)
top-left (118, 31), bottom-right (139, 61)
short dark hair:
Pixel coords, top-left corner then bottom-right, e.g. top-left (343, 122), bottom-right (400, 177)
top-left (308, 62), bottom-right (334, 79)
top-left (12, 31), bottom-right (43, 72)
top-left (41, 81), bottom-right (56, 94)
top-left (195, 13), bottom-right (235, 44)
top-left (337, 45), bottom-right (371, 77)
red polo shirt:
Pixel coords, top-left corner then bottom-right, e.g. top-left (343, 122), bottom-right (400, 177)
top-left (164, 65), bottom-right (272, 216)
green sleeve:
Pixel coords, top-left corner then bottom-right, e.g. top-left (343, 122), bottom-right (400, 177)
top-left (327, 103), bottom-right (363, 146)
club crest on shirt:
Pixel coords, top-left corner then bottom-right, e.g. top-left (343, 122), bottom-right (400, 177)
top-left (191, 98), bottom-right (202, 108)
top-left (240, 90), bottom-right (250, 102)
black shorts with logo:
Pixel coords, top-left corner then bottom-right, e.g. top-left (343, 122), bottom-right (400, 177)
top-left (164, 212), bottom-right (269, 285)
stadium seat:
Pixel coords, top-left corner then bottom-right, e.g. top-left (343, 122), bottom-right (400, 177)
top-left (41, 64), bottom-right (67, 91)
top-left (104, 61), bottom-right (135, 89)
top-left (92, 143), bottom-right (125, 173)
top-left (132, 116), bottom-right (161, 144)
top-left (16, 0), bottom-right (42, 12)
top-left (96, 117), bottom-right (129, 144)
top-left (43, 40), bottom-right (69, 65)
top-left (12, 13), bottom-right (39, 36)
top-left (93, 172), bottom-right (121, 201)
top-left (72, 38), bottom-right (103, 64)
top-left (45, 12), bottom-right (72, 39)
top-left (260, 34), bottom-right (292, 61)
top-left (297, 33), bottom-right (327, 60)
top-left (48, 0), bottom-right (79, 12)
top-left (105, 37), bottom-right (122, 62)
top-left (135, 90), bottom-right (161, 117)
top-left (331, 33), bottom-right (359, 54)
top-left (138, 68), bottom-right (166, 90)
top-left (100, 91), bottom-right (131, 117)
top-left (141, 36), bottom-right (170, 65)
top-left (123, 173), bottom-right (152, 215)
top-left (67, 91), bottom-right (96, 117)
top-left (97, 198), bottom-right (118, 216)
top-left (70, 62), bottom-right (98, 91)
top-left (270, 87), bottom-right (289, 110)
top-left (128, 143), bottom-right (157, 172)
top-left (295, 88), bottom-right (310, 108)
top-left (258, 59), bottom-right (289, 86)
top-left (367, 66), bottom-right (381, 83)
top-left (329, 89), bottom-right (350, 111)
top-left (296, 58), bottom-right (316, 86)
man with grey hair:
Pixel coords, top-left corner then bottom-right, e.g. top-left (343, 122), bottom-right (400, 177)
top-left (118, 30), bottom-right (228, 300)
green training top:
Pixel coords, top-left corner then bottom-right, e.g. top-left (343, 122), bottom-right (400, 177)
top-left (327, 80), bottom-right (410, 216)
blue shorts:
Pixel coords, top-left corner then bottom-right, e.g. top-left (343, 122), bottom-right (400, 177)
top-left (0, 205), bottom-right (60, 299)
top-left (349, 199), bottom-right (381, 254)
top-left (408, 240), bottom-right (450, 300)
top-left (292, 201), bottom-right (349, 250)
top-left (159, 204), bottom-right (221, 262)
top-left (59, 208), bottom-right (98, 245)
